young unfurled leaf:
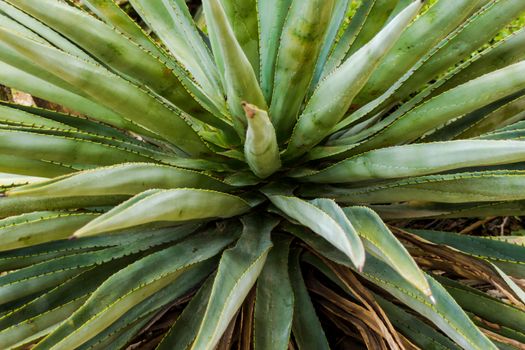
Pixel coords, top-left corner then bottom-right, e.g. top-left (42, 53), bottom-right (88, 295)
top-left (243, 103), bottom-right (281, 178)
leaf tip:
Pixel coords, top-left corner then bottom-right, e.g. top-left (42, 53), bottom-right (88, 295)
top-left (426, 290), bottom-right (436, 304)
top-left (242, 101), bottom-right (256, 119)
top-left (356, 256), bottom-right (366, 272)
top-left (72, 224), bottom-right (97, 238)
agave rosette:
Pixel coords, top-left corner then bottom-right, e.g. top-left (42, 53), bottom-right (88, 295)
top-left (0, 0), bottom-right (524, 349)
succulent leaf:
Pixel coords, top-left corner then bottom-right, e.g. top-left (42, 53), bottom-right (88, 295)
top-left (269, 0), bottom-right (335, 140)
top-left (203, 0), bottom-right (266, 138)
top-left (243, 102), bottom-right (281, 178)
top-left (284, 0), bottom-right (424, 159)
top-left (73, 189), bottom-right (251, 237)
top-left (190, 215), bottom-right (275, 349)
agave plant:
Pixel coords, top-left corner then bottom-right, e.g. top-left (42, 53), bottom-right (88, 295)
top-left (0, 0), bottom-right (524, 348)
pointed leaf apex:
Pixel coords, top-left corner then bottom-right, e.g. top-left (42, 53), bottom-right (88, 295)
top-left (428, 293), bottom-right (437, 305)
top-left (241, 101), bottom-right (257, 119)
top-left (357, 261), bottom-right (365, 273)
top-left (72, 224), bottom-right (99, 238)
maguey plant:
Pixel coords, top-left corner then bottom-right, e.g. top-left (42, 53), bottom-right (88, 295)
top-left (0, 0), bottom-right (524, 349)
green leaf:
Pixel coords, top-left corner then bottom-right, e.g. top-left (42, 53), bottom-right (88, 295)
top-left (343, 206), bottom-right (431, 296)
top-left (73, 189), bottom-right (251, 237)
top-left (0, 62), bottom-right (152, 137)
top-left (289, 248), bottom-right (330, 350)
top-left (435, 276), bottom-right (525, 335)
top-left (305, 170), bottom-right (525, 204)
top-left (156, 276), bottom-right (214, 350)
top-left (0, 194), bottom-right (127, 219)
top-left (340, 0), bottom-right (398, 61)
top-left (77, 261), bottom-right (215, 350)
top-left (409, 88), bottom-right (525, 142)
top-left (349, 60), bottom-right (525, 156)
top-left (0, 174), bottom-right (43, 190)
top-left (292, 140), bottom-right (525, 183)
top-left (390, 0), bottom-right (525, 105)
top-left (302, 253), bottom-right (460, 350)
top-left (219, 0), bottom-right (259, 76)
top-left (0, 1), bottom-right (95, 62)
top-left (478, 119), bottom-right (525, 141)
top-left (0, 224), bottom-right (200, 272)
top-left (0, 124), bottom-right (165, 163)
top-left (0, 10), bottom-right (51, 45)
top-left (0, 101), bottom-right (141, 143)
top-left (0, 103), bottom-right (75, 131)
top-left (203, 0), bottom-right (267, 138)
top-left (331, 1), bottom-right (503, 140)
top-left (488, 263), bottom-right (525, 303)
top-left (0, 26), bottom-right (210, 155)
top-left (254, 234), bottom-right (293, 350)
top-left (81, 0), bottom-right (166, 57)
top-left (265, 191), bottom-right (365, 269)
top-left (0, 155), bottom-right (74, 178)
top-left (433, 27), bottom-right (525, 98)
top-left (0, 225), bottom-right (198, 306)
top-left (33, 228), bottom-right (237, 350)
top-left (257, 0), bottom-right (292, 102)
top-left (0, 130), bottom-right (154, 168)
top-left (269, 0), bottom-right (335, 140)
top-left (190, 214), bottom-right (276, 349)
top-left (309, 0), bottom-right (350, 90)
top-left (8, 163), bottom-right (231, 198)
top-left (323, 0), bottom-right (378, 78)
top-left (0, 260), bottom-right (130, 349)
top-left (376, 295), bottom-right (461, 350)
top-left (7, 0), bottom-right (227, 131)
top-left (354, 0), bottom-right (485, 105)
top-left (242, 103), bottom-right (281, 178)
top-left (0, 211), bottom-right (99, 251)
top-left (284, 0), bottom-right (423, 159)
top-left (456, 93), bottom-right (525, 140)
top-left (0, 296), bottom-right (86, 349)
top-left (371, 200), bottom-right (525, 220)
top-left (128, 0), bottom-right (223, 102)
top-left (83, 314), bottom-right (152, 350)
